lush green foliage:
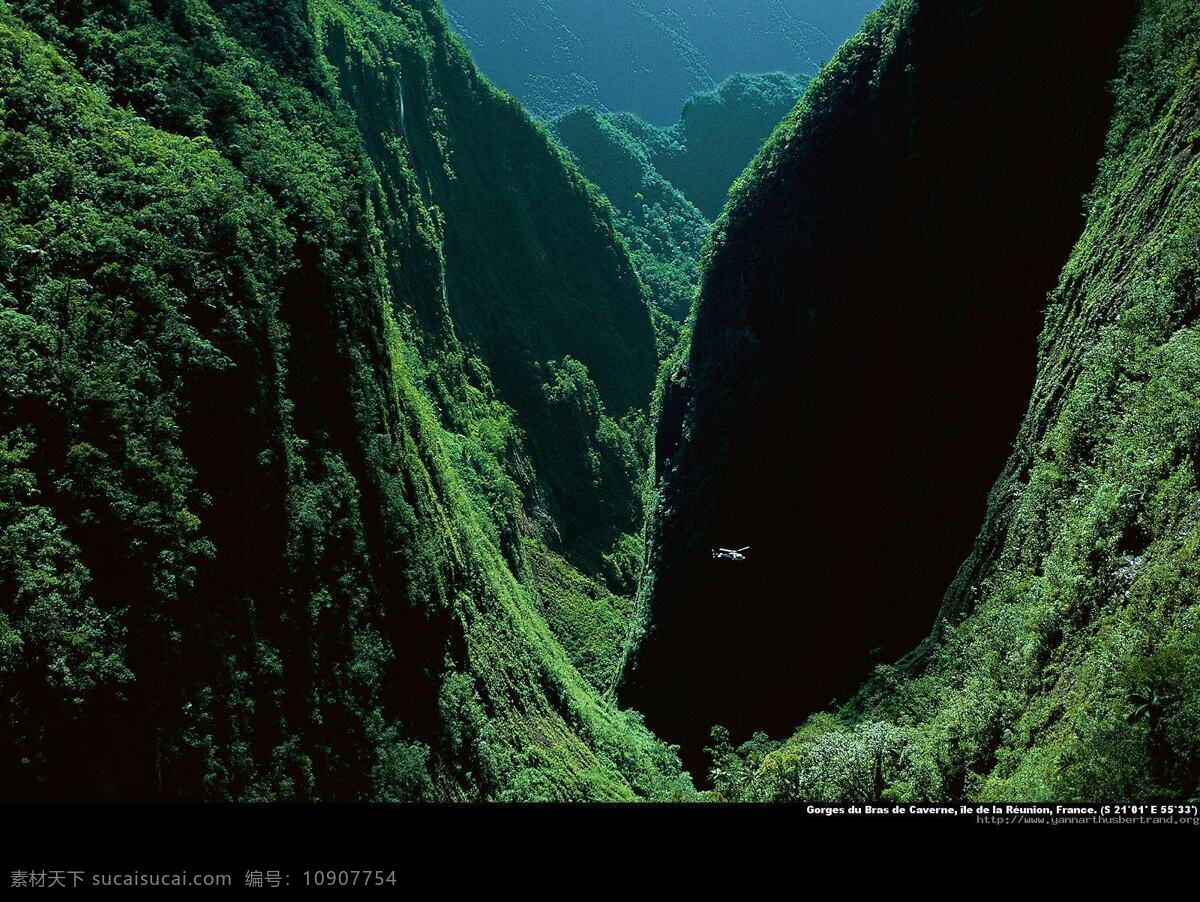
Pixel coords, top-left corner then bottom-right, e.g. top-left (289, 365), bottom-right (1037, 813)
top-left (552, 74), bottom-right (809, 325)
top-left (8, 0), bottom-right (1193, 807)
top-left (527, 541), bottom-right (632, 692)
top-left (707, 0), bottom-right (1200, 803)
top-left (553, 108), bottom-right (707, 323)
top-left (0, 0), bottom-right (691, 802)
top-left (623, 0), bottom-right (1139, 770)
top-left (640, 73), bottom-right (811, 220)
top-left (315, 0), bottom-right (659, 583)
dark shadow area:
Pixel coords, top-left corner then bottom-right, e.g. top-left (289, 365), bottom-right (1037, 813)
top-left (621, 0), bottom-right (1139, 773)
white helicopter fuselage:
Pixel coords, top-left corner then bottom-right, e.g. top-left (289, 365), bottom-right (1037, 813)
top-left (712, 547), bottom-right (749, 562)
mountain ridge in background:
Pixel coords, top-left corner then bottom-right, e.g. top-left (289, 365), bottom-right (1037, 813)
top-left (444, 0), bottom-right (879, 124)
top-left (552, 72), bottom-right (810, 323)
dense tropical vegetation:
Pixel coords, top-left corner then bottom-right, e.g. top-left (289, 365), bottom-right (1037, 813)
top-left (0, 0), bottom-right (691, 802)
top-left (552, 74), bottom-right (807, 325)
top-left (626, 0), bottom-right (1200, 802)
top-left (3, 0), bottom-right (1198, 807)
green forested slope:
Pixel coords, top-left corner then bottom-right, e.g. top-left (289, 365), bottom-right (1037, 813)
top-left (317, 0), bottom-right (658, 582)
top-left (672, 0), bottom-right (1200, 802)
top-left (7, 0), bottom-right (1191, 808)
top-left (647, 73), bottom-right (811, 220)
top-left (552, 74), bottom-right (809, 325)
top-left (622, 0), bottom-right (1140, 769)
top-left (864, 0), bottom-right (1200, 801)
top-left (0, 0), bottom-right (689, 802)
top-left (552, 107), bottom-right (707, 324)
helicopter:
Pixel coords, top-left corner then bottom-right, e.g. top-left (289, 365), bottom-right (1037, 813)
top-left (712, 546), bottom-right (750, 562)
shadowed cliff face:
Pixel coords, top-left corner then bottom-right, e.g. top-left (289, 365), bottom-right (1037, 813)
top-left (323, 4), bottom-right (659, 580)
top-left (621, 0), bottom-right (1139, 768)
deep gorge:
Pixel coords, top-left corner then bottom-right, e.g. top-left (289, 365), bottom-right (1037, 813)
top-left (2, 0), bottom-right (1198, 806)
top-left (619, 0), bottom-right (1140, 769)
